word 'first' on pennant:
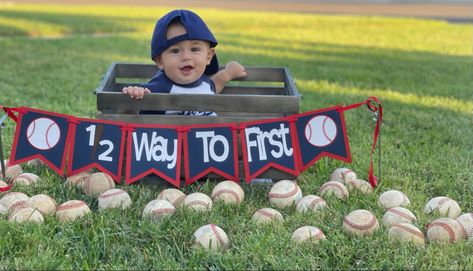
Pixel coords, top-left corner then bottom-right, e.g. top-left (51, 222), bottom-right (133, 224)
top-left (294, 105), bottom-right (351, 171)
top-left (67, 118), bottom-right (127, 183)
top-left (125, 124), bottom-right (182, 188)
top-left (9, 107), bottom-right (70, 175)
top-left (240, 116), bottom-right (299, 182)
top-left (183, 124), bottom-right (239, 185)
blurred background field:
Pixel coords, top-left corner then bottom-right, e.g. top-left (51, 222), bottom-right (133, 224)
top-left (0, 2), bottom-right (472, 269)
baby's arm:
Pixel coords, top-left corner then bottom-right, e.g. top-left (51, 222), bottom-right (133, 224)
top-left (122, 86), bottom-right (151, 99)
top-left (211, 61), bottom-right (247, 94)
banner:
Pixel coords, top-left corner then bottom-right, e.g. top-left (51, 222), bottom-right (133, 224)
top-left (9, 107), bottom-right (70, 175)
top-left (240, 117), bottom-right (299, 182)
top-left (183, 124), bottom-right (239, 185)
top-left (125, 124), bottom-right (182, 187)
top-left (294, 105), bottom-right (351, 171)
top-left (67, 118), bottom-right (126, 183)
top-left (1, 97), bottom-right (382, 189)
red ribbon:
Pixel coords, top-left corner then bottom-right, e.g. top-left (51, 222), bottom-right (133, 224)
top-left (341, 96), bottom-right (382, 188)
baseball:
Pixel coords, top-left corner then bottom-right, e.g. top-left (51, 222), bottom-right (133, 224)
top-left (456, 213), bottom-right (473, 235)
top-left (27, 194), bottom-right (57, 216)
top-left (346, 179), bottom-right (373, 195)
top-left (211, 180), bottom-right (244, 204)
top-left (251, 208), bottom-right (284, 224)
top-left (329, 168), bottom-right (357, 184)
top-left (193, 224), bottom-right (229, 251)
top-left (0, 161), bottom-right (23, 180)
top-left (319, 181), bottom-right (349, 200)
top-left (292, 226), bottom-right (326, 244)
top-left (426, 217), bottom-right (465, 243)
top-left (304, 115), bottom-right (337, 147)
top-left (65, 171), bottom-right (91, 188)
top-left (26, 117), bottom-right (61, 150)
top-left (26, 158), bottom-right (45, 167)
top-left (382, 207), bottom-right (417, 228)
top-left (268, 180), bottom-right (303, 208)
top-left (378, 190), bottom-right (410, 209)
top-left (56, 200), bottom-right (91, 222)
top-left (12, 172), bottom-right (40, 186)
top-left (0, 192), bottom-right (29, 211)
top-left (8, 207), bottom-right (44, 224)
top-left (98, 188), bottom-right (132, 210)
top-left (183, 192), bottom-right (213, 212)
top-left (424, 196), bottom-right (461, 219)
top-left (388, 223), bottom-right (425, 246)
top-left (343, 209), bottom-right (379, 237)
top-left (157, 188), bottom-right (186, 207)
top-left (296, 195), bottom-right (327, 213)
top-left (82, 172), bottom-right (115, 196)
top-left (142, 199), bottom-right (176, 220)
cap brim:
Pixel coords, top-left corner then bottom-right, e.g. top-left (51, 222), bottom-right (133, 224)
top-left (204, 54), bottom-right (219, 75)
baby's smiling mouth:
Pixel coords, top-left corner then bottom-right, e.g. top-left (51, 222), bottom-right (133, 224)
top-left (180, 65), bottom-right (194, 72)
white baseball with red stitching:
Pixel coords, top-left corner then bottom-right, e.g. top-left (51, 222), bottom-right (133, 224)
top-left (0, 192), bottom-right (29, 211)
top-left (292, 226), bottom-right (326, 244)
top-left (28, 194), bottom-right (57, 216)
top-left (56, 200), bottom-right (91, 222)
top-left (142, 199), bottom-right (176, 220)
top-left (319, 181), bottom-right (349, 200)
top-left (65, 171), bottom-right (91, 188)
top-left (346, 179), bottom-right (373, 195)
top-left (157, 188), bottom-right (186, 207)
top-left (193, 224), bottom-right (229, 251)
top-left (251, 208), bottom-right (284, 224)
top-left (382, 207), bottom-right (417, 228)
top-left (329, 168), bottom-right (357, 184)
top-left (424, 196), bottom-right (461, 218)
top-left (8, 207), bottom-right (44, 224)
top-left (388, 223), bottom-right (425, 246)
top-left (268, 180), bottom-right (302, 208)
top-left (296, 195), bottom-right (327, 213)
top-left (98, 188), bottom-right (132, 210)
top-left (82, 172), bottom-right (115, 196)
top-left (343, 209), bottom-right (379, 236)
top-left (12, 173), bottom-right (40, 186)
top-left (378, 190), bottom-right (410, 209)
top-left (456, 213), bottom-right (473, 237)
top-left (1, 163), bottom-right (23, 180)
top-left (426, 217), bottom-right (465, 243)
top-left (211, 180), bottom-right (244, 204)
top-left (183, 192), bottom-right (213, 212)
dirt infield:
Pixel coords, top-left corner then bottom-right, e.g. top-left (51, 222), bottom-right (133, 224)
top-left (7, 0), bottom-right (473, 23)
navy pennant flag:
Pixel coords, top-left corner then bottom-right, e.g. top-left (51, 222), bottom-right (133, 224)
top-left (183, 124), bottom-right (239, 185)
top-left (67, 118), bottom-right (126, 183)
top-left (9, 107), bottom-right (70, 175)
top-left (294, 105), bottom-right (351, 171)
top-left (125, 124), bottom-right (181, 187)
top-left (240, 117), bottom-right (299, 182)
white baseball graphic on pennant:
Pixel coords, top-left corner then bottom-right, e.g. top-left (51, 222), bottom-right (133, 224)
top-left (304, 115), bottom-right (337, 147)
top-left (27, 117), bottom-right (61, 150)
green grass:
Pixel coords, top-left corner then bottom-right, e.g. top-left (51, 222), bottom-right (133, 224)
top-left (1, 3), bottom-right (473, 269)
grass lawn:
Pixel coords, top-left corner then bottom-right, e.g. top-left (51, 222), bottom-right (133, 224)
top-left (0, 3), bottom-right (472, 269)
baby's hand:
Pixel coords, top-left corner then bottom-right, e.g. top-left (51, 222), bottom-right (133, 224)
top-left (122, 86), bottom-right (151, 99)
top-left (225, 61), bottom-right (247, 80)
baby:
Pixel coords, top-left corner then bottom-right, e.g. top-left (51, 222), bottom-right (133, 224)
top-left (122, 9), bottom-right (247, 116)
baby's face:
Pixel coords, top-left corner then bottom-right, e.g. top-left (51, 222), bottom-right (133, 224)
top-left (156, 23), bottom-right (214, 85)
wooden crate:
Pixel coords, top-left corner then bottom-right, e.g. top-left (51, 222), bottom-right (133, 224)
top-left (96, 62), bottom-right (301, 181)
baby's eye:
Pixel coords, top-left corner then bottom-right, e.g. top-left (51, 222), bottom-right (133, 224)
top-left (170, 48), bottom-right (180, 54)
top-left (191, 47), bottom-right (201, 52)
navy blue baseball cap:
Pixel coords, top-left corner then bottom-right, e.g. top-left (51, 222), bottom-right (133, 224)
top-left (150, 9), bottom-right (219, 75)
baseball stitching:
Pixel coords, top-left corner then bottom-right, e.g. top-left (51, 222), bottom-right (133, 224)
top-left (99, 189), bottom-right (125, 199)
top-left (428, 221), bottom-right (456, 243)
top-left (186, 200), bottom-right (210, 209)
top-left (151, 208), bottom-right (175, 217)
top-left (320, 182), bottom-right (347, 198)
top-left (387, 208), bottom-right (415, 221)
top-left (9, 200), bottom-right (27, 212)
top-left (45, 122), bottom-right (56, 148)
top-left (57, 201), bottom-right (86, 212)
top-left (72, 174), bottom-right (90, 185)
top-left (14, 174), bottom-right (35, 185)
top-left (210, 224), bottom-right (227, 249)
top-left (308, 197), bottom-right (326, 209)
top-left (213, 188), bottom-right (241, 203)
top-left (256, 209), bottom-right (278, 219)
top-left (344, 212), bottom-right (377, 231)
top-left (391, 223), bottom-right (424, 240)
top-left (268, 183), bottom-right (299, 199)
